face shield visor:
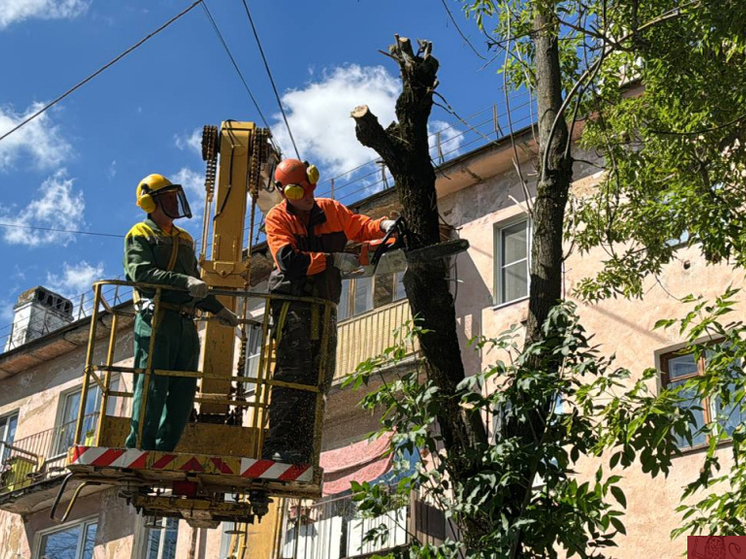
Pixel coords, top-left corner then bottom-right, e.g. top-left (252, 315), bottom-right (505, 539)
top-left (153, 184), bottom-right (192, 219)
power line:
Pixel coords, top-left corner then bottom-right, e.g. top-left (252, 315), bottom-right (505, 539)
top-left (314, 100), bottom-right (524, 188)
top-left (0, 222), bottom-right (125, 238)
top-left (0, 101), bottom-right (529, 343)
top-left (239, 0), bottom-right (301, 160)
top-left (200, 1), bottom-right (271, 130)
top-left (0, 0), bottom-right (204, 144)
top-left (440, 0), bottom-right (488, 60)
top-left (319, 98), bottom-right (534, 197)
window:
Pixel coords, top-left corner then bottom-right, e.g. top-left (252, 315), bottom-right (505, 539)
top-left (220, 521), bottom-right (240, 559)
top-left (339, 280), bottom-right (351, 321)
top-left (0, 412), bottom-right (18, 466)
top-left (36, 518), bottom-right (97, 559)
top-left (142, 517), bottom-right (179, 559)
top-left (353, 276), bottom-right (373, 316)
top-left (660, 350), bottom-right (746, 449)
top-left (219, 495), bottom-right (242, 558)
top-left (338, 277), bottom-right (375, 322)
top-left (243, 324), bottom-right (263, 393)
top-left (372, 272), bottom-right (407, 308)
top-left (393, 271), bottom-right (406, 302)
top-left (494, 219), bottom-right (531, 305)
top-left (665, 229), bottom-right (691, 249)
top-left (54, 377), bottom-right (119, 455)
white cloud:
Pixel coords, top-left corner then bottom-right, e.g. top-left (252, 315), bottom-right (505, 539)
top-left (0, 0), bottom-right (89, 29)
top-left (171, 167), bottom-right (204, 213)
top-left (429, 120), bottom-right (465, 162)
top-left (269, 65), bottom-right (466, 203)
top-left (271, 64), bottom-right (400, 178)
top-left (46, 260), bottom-right (104, 299)
top-left (0, 103), bottom-right (72, 171)
top-left (174, 128), bottom-right (202, 155)
top-left (108, 159), bottom-right (117, 179)
top-left (0, 170), bottom-right (85, 246)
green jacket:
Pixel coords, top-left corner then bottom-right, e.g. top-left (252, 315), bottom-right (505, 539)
top-left (124, 217), bottom-right (223, 314)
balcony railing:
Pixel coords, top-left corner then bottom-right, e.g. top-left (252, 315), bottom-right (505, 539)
top-left (278, 492), bottom-right (409, 559)
top-left (272, 488), bottom-right (447, 559)
top-left (0, 413), bottom-right (99, 494)
top-left (335, 300), bottom-right (416, 382)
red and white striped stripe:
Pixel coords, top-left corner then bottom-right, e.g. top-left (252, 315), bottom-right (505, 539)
top-left (240, 458), bottom-right (313, 482)
top-left (70, 446), bottom-right (148, 469)
top-left (69, 446), bottom-right (314, 482)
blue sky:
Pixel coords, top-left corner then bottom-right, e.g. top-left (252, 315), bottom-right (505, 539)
top-left (0, 0), bottom-right (523, 336)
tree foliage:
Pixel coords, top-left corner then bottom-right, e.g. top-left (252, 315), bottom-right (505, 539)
top-left (465, 0), bottom-right (746, 299)
top-left (347, 0), bottom-right (746, 555)
top-left (345, 305), bottom-right (692, 557)
top-left (662, 288), bottom-right (746, 536)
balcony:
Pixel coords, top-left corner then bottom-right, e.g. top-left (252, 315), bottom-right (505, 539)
top-left (270, 488), bottom-right (448, 559)
top-left (334, 299), bottom-right (416, 382)
top-left (0, 413), bottom-right (99, 514)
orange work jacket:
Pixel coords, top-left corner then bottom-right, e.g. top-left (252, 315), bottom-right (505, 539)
top-left (265, 198), bottom-right (385, 303)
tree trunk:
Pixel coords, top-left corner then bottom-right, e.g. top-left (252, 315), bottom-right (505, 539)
top-left (526, 5), bottom-right (572, 346)
top-left (352, 36), bottom-right (488, 544)
top-left (506, 4), bottom-right (573, 557)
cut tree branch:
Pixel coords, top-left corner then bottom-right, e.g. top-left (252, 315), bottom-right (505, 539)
top-left (351, 105), bottom-right (401, 168)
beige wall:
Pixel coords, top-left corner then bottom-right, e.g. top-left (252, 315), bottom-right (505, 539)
top-left (0, 329), bottom-right (134, 443)
top-left (441, 160), bottom-right (741, 558)
top-left (0, 323), bottom-right (237, 558)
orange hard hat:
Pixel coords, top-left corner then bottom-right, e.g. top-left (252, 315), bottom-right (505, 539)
top-left (274, 159), bottom-right (319, 200)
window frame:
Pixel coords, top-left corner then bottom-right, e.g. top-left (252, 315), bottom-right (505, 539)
top-left (136, 515), bottom-right (180, 559)
top-left (33, 515), bottom-right (98, 559)
top-left (338, 276), bottom-right (376, 323)
top-left (660, 348), bottom-right (744, 450)
top-left (52, 376), bottom-right (119, 458)
top-left (493, 217), bottom-right (532, 307)
top-left (0, 410), bottom-right (19, 467)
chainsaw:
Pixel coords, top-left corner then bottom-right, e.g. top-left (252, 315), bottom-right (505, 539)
top-left (342, 217), bottom-right (470, 278)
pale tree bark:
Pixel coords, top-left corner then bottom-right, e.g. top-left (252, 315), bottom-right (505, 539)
top-left (526, 5), bottom-right (572, 346)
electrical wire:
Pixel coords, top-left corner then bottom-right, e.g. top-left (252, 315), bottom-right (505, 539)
top-left (200, 1), bottom-right (271, 130)
top-left (327, 101), bottom-right (534, 201)
top-left (0, 222), bottom-right (125, 238)
top-left (314, 95), bottom-right (530, 195)
top-left (440, 0), bottom-right (487, 60)
top-left (0, 0), bottom-right (204, 144)
top-left (239, 0), bottom-right (301, 160)
top-left (0, 100), bottom-right (532, 345)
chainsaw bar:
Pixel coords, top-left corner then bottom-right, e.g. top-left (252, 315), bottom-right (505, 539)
top-left (403, 238), bottom-right (470, 263)
top-left (344, 238), bottom-right (469, 279)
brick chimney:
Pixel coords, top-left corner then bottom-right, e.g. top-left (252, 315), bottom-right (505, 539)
top-left (4, 287), bottom-right (74, 352)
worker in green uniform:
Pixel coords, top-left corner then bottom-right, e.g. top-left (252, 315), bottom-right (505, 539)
top-left (124, 173), bottom-right (239, 451)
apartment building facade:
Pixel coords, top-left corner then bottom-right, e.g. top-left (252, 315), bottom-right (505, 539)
top-left (0, 128), bottom-right (737, 559)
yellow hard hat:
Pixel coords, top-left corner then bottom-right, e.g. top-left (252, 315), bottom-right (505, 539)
top-left (136, 174), bottom-right (192, 219)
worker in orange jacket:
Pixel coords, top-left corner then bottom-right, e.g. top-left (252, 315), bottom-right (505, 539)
top-left (263, 158), bottom-right (395, 463)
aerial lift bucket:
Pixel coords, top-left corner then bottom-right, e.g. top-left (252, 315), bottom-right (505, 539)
top-left (57, 281), bottom-right (335, 528)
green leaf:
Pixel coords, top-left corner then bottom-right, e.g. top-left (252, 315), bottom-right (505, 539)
top-left (610, 486), bottom-right (627, 509)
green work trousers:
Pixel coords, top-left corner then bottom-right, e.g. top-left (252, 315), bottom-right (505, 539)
top-left (125, 309), bottom-right (200, 451)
